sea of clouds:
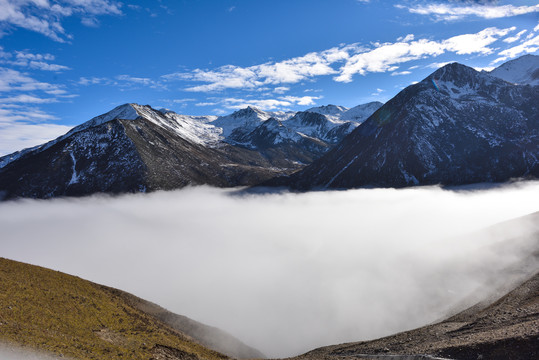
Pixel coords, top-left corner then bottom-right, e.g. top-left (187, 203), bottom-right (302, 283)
top-left (1, 182), bottom-right (538, 357)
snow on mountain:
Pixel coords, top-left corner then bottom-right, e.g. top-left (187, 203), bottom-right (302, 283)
top-left (212, 107), bottom-right (271, 138)
top-left (306, 104), bottom-right (348, 118)
top-left (282, 111), bottom-right (355, 144)
top-left (276, 61), bottom-right (539, 190)
top-left (234, 118), bottom-right (303, 148)
top-left (489, 54), bottom-right (539, 86)
top-left (159, 112), bottom-right (221, 146)
top-left (341, 101), bottom-right (383, 122)
top-left (0, 104), bottom-right (223, 169)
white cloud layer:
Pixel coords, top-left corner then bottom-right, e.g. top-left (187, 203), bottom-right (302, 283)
top-left (397, 3), bottom-right (539, 21)
top-left (166, 26), bottom-right (515, 90)
top-left (1, 183), bottom-right (538, 357)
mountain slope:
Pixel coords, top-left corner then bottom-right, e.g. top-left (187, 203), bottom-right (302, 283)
top-left (105, 288), bottom-right (265, 359)
top-left (298, 271), bottom-right (539, 360)
top-left (490, 54), bottom-right (539, 86)
top-left (0, 257), bottom-right (238, 360)
top-left (277, 62), bottom-right (539, 190)
top-left (341, 101), bottom-right (384, 122)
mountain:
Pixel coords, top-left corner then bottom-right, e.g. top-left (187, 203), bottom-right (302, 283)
top-left (229, 117), bottom-right (329, 165)
top-left (306, 102), bottom-right (383, 123)
top-left (341, 101), bottom-right (384, 122)
top-left (211, 106), bottom-right (288, 140)
top-left (0, 257), bottom-right (264, 360)
top-left (212, 106), bottom-right (368, 161)
top-left (275, 60), bottom-right (539, 190)
top-left (0, 104), bottom-right (290, 199)
top-left (305, 104), bottom-right (348, 119)
top-left (490, 54), bottom-right (539, 86)
top-left (0, 101), bottom-right (380, 199)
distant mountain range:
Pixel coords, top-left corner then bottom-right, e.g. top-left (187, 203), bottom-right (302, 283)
top-left (1, 55), bottom-right (538, 199)
top-left (0, 101), bottom-right (380, 199)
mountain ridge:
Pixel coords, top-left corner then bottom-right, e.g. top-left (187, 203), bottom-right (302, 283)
top-left (0, 101), bottom-right (379, 199)
top-left (271, 60), bottom-right (539, 190)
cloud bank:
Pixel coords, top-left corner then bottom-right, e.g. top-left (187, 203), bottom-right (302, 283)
top-left (1, 182), bottom-right (538, 357)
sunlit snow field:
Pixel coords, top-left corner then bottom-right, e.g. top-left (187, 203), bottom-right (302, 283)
top-left (1, 181), bottom-right (539, 357)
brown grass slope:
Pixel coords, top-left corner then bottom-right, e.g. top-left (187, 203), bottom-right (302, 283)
top-left (102, 287), bottom-right (265, 359)
top-left (0, 257), bottom-right (231, 360)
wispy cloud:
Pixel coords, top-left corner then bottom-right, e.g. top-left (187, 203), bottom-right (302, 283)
top-left (391, 70), bottom-right (412, 76)
top-left (371, 88), bottom-right (384, 96)
top-left (396, 3), bottom-right (539, 21)
top-left (163, 45), bottom-right (359, 92)
top-left (0, 66), bottom-right (76, 155)
top-left (115, 74), bottom-right (164, 89)
top-left (78, 74), bottom-right (166, 90)
top-left (0, 0), bottom-right (123, 42)
top-left (493, 33), bottom-right (539, 63)
top-left (335, 27), bottom-right (513, 82)
top-left (0, 94), bottom-right (58, 104)
top-left (0, 67), bottom-right (64, 93)
top-left (503, 30), bottom-right (528, 44)
top-left (273, 86), bottom-right (290, 94)
top-left (165, 26), bottom-right (515, 90)
top-left (0, 48), bottom-right (70, 72)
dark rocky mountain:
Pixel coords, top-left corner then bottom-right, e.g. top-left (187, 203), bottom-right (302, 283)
top-left (0, 101), bottom-right (377, 199)
top-left (230, 117), bottom-right (329, 165)
top-left (275, 61), bottom-right (539, 190)
top-left (0, 104), bottom-right (286, 199)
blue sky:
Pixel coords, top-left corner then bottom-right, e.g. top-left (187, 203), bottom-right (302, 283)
top-left (0, 0), bottom-right (538, 155)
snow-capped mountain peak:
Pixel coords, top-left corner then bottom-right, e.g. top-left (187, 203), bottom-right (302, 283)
top-left (211, 106), bottom-right (273, 139)
top-left (341, 101), bottom-right (383, 122)
top-left (489, 54), bottom-right (539, 86)
top-left (306, 104), bottom-right (348, 116)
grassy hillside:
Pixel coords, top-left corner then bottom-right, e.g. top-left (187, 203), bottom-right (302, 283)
top-left (0, 257), bottom-right (230, 360)
top-left (103, 287), bottom-right (265, 359)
